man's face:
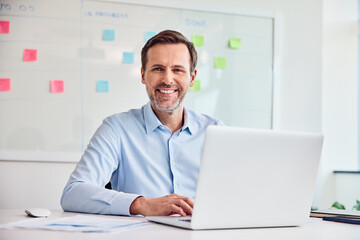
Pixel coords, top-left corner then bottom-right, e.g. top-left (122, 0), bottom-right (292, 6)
top-left (141, 43), bottom-right (196, 114)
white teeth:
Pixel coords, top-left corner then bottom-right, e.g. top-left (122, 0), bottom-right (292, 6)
top-left (159, 89), bottom-right (175, 94)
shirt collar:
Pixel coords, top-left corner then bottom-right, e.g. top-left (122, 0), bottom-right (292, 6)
top-left (144, 102), bottom-right (162, 134)
top-left (181, 108), bottom-right (193, 135)
top-left (144, 102), bottom-right (194, 135)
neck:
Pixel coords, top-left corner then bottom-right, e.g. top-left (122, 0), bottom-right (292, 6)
top-left (151, 104), bottom-right (184, 133)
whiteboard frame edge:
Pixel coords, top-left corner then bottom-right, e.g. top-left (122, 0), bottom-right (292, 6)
top-left (0, 150), bottom-right (81, 163)
top-left (94, 0), bottom-right (276, 18)
top-left (272, 11), bottom-right (282, 130)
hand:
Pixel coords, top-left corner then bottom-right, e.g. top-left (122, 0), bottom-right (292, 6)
top-left (130, 193), bottom-right (194, 216)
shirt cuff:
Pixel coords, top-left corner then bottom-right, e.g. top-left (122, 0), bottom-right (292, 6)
top-left (110, 192), bottom-right (141, 216)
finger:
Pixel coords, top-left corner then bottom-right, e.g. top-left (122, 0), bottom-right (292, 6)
top-left (168, 193), bottom-right (180, 199)
top-left (170, 204), bottom-right (186, 216)
top-left (179, 207), bottom-right (187, 216)
top-left (175, 196), bottom-right (194, 210)
top-left (170, 194), bottom-right (194, 208)
top-left (176, 199), bottom-right (193, 215)
top-left (182, 196), bottom-right (194, 208)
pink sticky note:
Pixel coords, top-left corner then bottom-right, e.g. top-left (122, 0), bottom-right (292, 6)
top-left (23, 49), bottom-right (37, 62)
top-left (0, 21), bottom-right (10, 34)
top-left (0, 78), bottom-right (11, 91)
top-left (50, 80), bottom-right (64, 93)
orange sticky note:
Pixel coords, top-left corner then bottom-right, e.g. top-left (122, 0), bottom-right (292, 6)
top-left (0, 21), bottom-right (10, 34)
top-left (23, 49), bottom-right (37, 62)
top-left (0, 78), bottom-right (10, 91)
top-left (50, 80), bottom-right (64, 93)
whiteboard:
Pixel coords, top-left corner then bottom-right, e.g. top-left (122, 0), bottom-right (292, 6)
top-left (0, 0), bottom-right (275, 161)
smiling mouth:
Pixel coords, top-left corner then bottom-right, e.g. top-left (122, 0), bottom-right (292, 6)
top-left (157, 89), bottom-right (177, 94)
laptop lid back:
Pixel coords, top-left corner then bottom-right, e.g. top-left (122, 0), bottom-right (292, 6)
top-left (191, 126), bottom-right (323, 229)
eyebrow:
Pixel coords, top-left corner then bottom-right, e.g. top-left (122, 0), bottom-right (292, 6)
top-left (172, 65), bottom-right (186, 69)
top-left (150, 64), bottom-right (164, 68)
top-left (150, 64), bottom-right (186, 69)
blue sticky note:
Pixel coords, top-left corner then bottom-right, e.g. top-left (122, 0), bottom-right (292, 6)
top-left (123, 52), bottom-right (134, 64)
top-left (96, 80), bottom-right (109, 92)
top-left (145, 31), bottom-right (156, 42)
top-left (103, 29), bottom-right (115, 41)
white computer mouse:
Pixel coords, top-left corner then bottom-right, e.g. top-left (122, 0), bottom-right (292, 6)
top-left (25, 208), bottom-right (51, 218)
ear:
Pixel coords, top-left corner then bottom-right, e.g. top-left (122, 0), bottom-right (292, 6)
top-left (190, 69), bottom-right (197, 87)
top-left (141, 67), bottom-right (145, 84)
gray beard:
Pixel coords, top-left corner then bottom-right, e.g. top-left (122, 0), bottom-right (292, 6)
top-left (148, 86), bottom-right (189, 114)
top-left (149, 95), bottom-right (182, 114)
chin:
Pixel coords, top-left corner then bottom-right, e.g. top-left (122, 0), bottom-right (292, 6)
top-left (154, 102), bottom-right (181, 113)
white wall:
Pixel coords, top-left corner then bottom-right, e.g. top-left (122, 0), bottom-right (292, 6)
top-left (319, 0), bottom-right (359, 209)
top-left (0, 161), bottom-right (75, 210)
top-left (2, 0), bottom-right (357, 211)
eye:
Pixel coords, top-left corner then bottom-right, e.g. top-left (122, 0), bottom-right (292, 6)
top-left (152, 67), bottom-right (163, 71)
top-left (173, 68), bottom-right (185, 73)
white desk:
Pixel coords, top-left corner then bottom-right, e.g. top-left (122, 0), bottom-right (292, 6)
top-left (1, 209), bottom-right (359, 240)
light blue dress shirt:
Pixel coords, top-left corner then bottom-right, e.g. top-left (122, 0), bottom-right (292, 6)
top-left (61, 102), bottom-right (222, 216)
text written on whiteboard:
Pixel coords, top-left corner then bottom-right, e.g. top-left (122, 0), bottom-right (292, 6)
top-left (185, 18), bottom-right (206, 27)
top-left (84, 11), bottom-right (128, 19)
top-left (0, 3), bottom-right (35, 12)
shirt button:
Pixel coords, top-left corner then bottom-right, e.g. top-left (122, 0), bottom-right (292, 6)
top-left (171, 160), bottom-right (175, 165)
top-left (174, 185), bottom-right (179, 189)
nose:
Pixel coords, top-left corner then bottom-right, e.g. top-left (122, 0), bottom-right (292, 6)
top-left (162, 69), bottom-right (173, 85)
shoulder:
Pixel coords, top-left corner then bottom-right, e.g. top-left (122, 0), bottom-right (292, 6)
top-left (186, 108), bottom-right (224, 128)
top-left (103, 106), bottom-right (145, 128)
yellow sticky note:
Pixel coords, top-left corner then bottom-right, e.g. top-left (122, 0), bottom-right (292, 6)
top-left (192, 35), bottom-right (204, 47)
top-left (214, 57), bottom-right (226, 69)
top-left (190, 80), bottom-right (201, 92)
top-left (229, 37), bottom-right (241, 49)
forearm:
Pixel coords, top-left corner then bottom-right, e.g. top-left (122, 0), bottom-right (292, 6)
top-left (61, 182), bottom-right (140, 216)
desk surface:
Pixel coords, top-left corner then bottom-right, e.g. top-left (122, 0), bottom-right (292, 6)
top-left (1, 209), bottom-right (360, 240)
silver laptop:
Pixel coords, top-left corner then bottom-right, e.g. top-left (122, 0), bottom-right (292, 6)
top-left (146, 126), bottom-right (323, 230)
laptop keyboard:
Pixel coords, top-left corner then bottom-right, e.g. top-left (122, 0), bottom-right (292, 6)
top-left (179, 219), bottom-right (191, 222)
top-left (178, 216), bottom-right (192, 222)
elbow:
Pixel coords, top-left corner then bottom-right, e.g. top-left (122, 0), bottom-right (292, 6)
top-left (60, 181), bottom-right (79, 212)
top-left (60, 186), bottom-right (70, 211)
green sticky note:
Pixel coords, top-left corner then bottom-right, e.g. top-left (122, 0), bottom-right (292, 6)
top-left (192, 35), bottom-right (204, 47)
top-left (190, 80), bottom-right (201, 92)
top-left (214, 57), bottom-right (226, 69)
top-left (229, 37), bottom-right (241, 49)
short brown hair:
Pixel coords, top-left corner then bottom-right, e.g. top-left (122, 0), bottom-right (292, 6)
top-left (141, 30), bottom-right (198, 74)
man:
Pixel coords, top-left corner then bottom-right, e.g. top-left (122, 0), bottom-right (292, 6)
top-left (61, 30), bottom-right (222, 216)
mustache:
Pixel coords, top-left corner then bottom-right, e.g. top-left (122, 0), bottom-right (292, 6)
top-left (155, 83), bottom-right (180, 90)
